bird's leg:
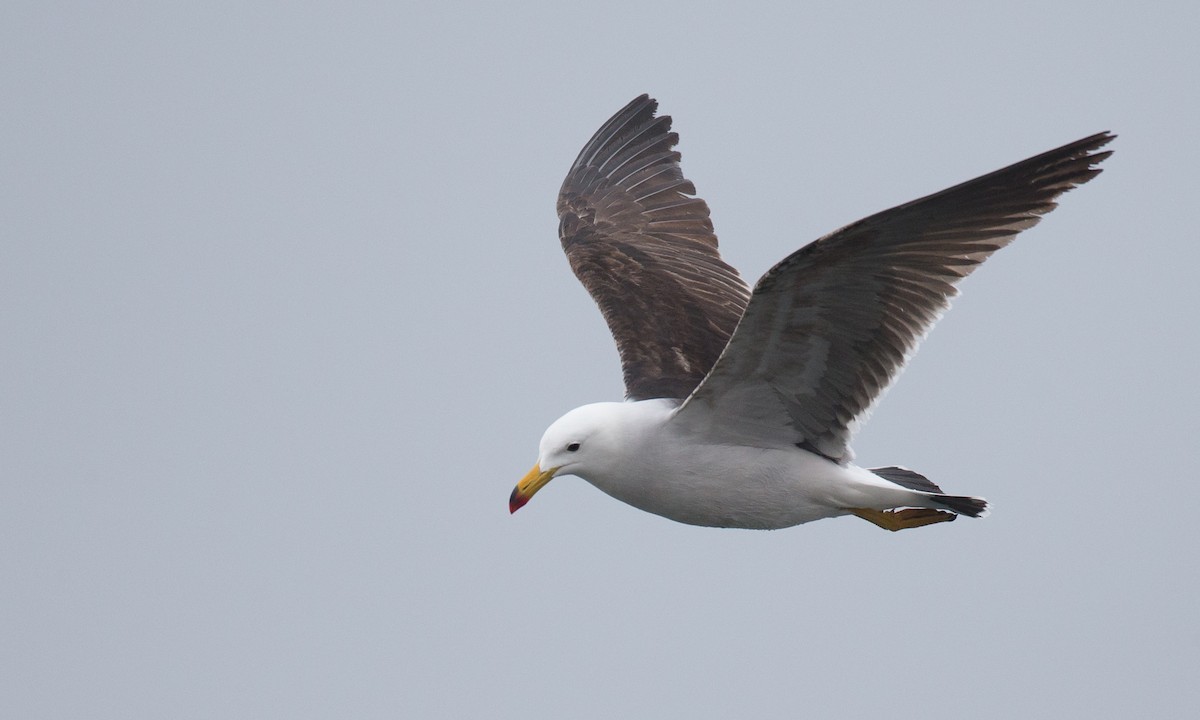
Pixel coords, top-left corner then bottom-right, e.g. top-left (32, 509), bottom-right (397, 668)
top-left (849, 507), bottom-right (957, 531)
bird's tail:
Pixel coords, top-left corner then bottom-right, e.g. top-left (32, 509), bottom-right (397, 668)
top-left (871, 465), bottom-right (989, 518)
top-left (932, 493), bottom-right (989, 518)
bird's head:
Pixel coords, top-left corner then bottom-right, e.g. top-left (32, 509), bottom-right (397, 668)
top-left (509, 403), bottom-right (621, 513)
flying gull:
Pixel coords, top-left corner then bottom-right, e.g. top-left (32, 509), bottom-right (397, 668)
top-left (510, 95), bottom-right (1113, 531)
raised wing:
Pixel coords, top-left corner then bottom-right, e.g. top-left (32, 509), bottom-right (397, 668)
top-left (672, 132), bottom-right (1115, 462)
top-left (558, 95), bottom-right (751, 400)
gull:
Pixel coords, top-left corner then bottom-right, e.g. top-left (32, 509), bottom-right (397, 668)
top-left (509, 95), bottom-right (1112, 531)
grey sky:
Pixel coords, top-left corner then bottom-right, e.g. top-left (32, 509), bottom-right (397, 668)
top-left (3, 2), bottom-right (1197, 718)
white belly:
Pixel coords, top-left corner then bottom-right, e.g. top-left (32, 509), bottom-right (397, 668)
top-left (582, 441), bottom-right (905, 530)
top-left (547, 399), bottom-right (927, 530)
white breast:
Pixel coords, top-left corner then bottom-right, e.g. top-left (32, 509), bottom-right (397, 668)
top-left (573, 403), bottom-right (863, 528)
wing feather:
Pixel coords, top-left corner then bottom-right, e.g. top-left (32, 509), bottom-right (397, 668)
top-left (558, 95), bottom-right (752, 400)
top-left (672, 132), bottom-right (1115, 462)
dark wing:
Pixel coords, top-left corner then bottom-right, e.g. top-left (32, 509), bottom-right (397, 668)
top-left (558, 95), bottom-right (751, 400)
top-left (672, 132), bottom-right (1115, 462)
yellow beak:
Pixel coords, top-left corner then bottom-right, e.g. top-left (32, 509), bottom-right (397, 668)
top-left (509, 463), bottom-right (557, 513)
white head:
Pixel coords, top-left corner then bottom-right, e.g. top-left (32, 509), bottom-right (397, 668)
top-left (509, 402), bottom-right (633, 513)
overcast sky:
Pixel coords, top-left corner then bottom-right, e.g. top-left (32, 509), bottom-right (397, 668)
top-left (3, 2), bottom-right (1198, 718)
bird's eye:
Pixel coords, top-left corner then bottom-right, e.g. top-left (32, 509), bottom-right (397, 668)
top-left (566, 442), bottom-right (580, 452)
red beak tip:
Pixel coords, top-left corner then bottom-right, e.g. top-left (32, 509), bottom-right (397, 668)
top-left (509, 489), bottom-right (527, 514)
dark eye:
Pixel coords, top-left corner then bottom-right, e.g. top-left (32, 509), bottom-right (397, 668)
top-left (566, 442), bottom-right (580, 452)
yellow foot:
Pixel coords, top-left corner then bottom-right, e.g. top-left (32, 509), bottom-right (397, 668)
top-left (850, 507), bottom-right (957, 532)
